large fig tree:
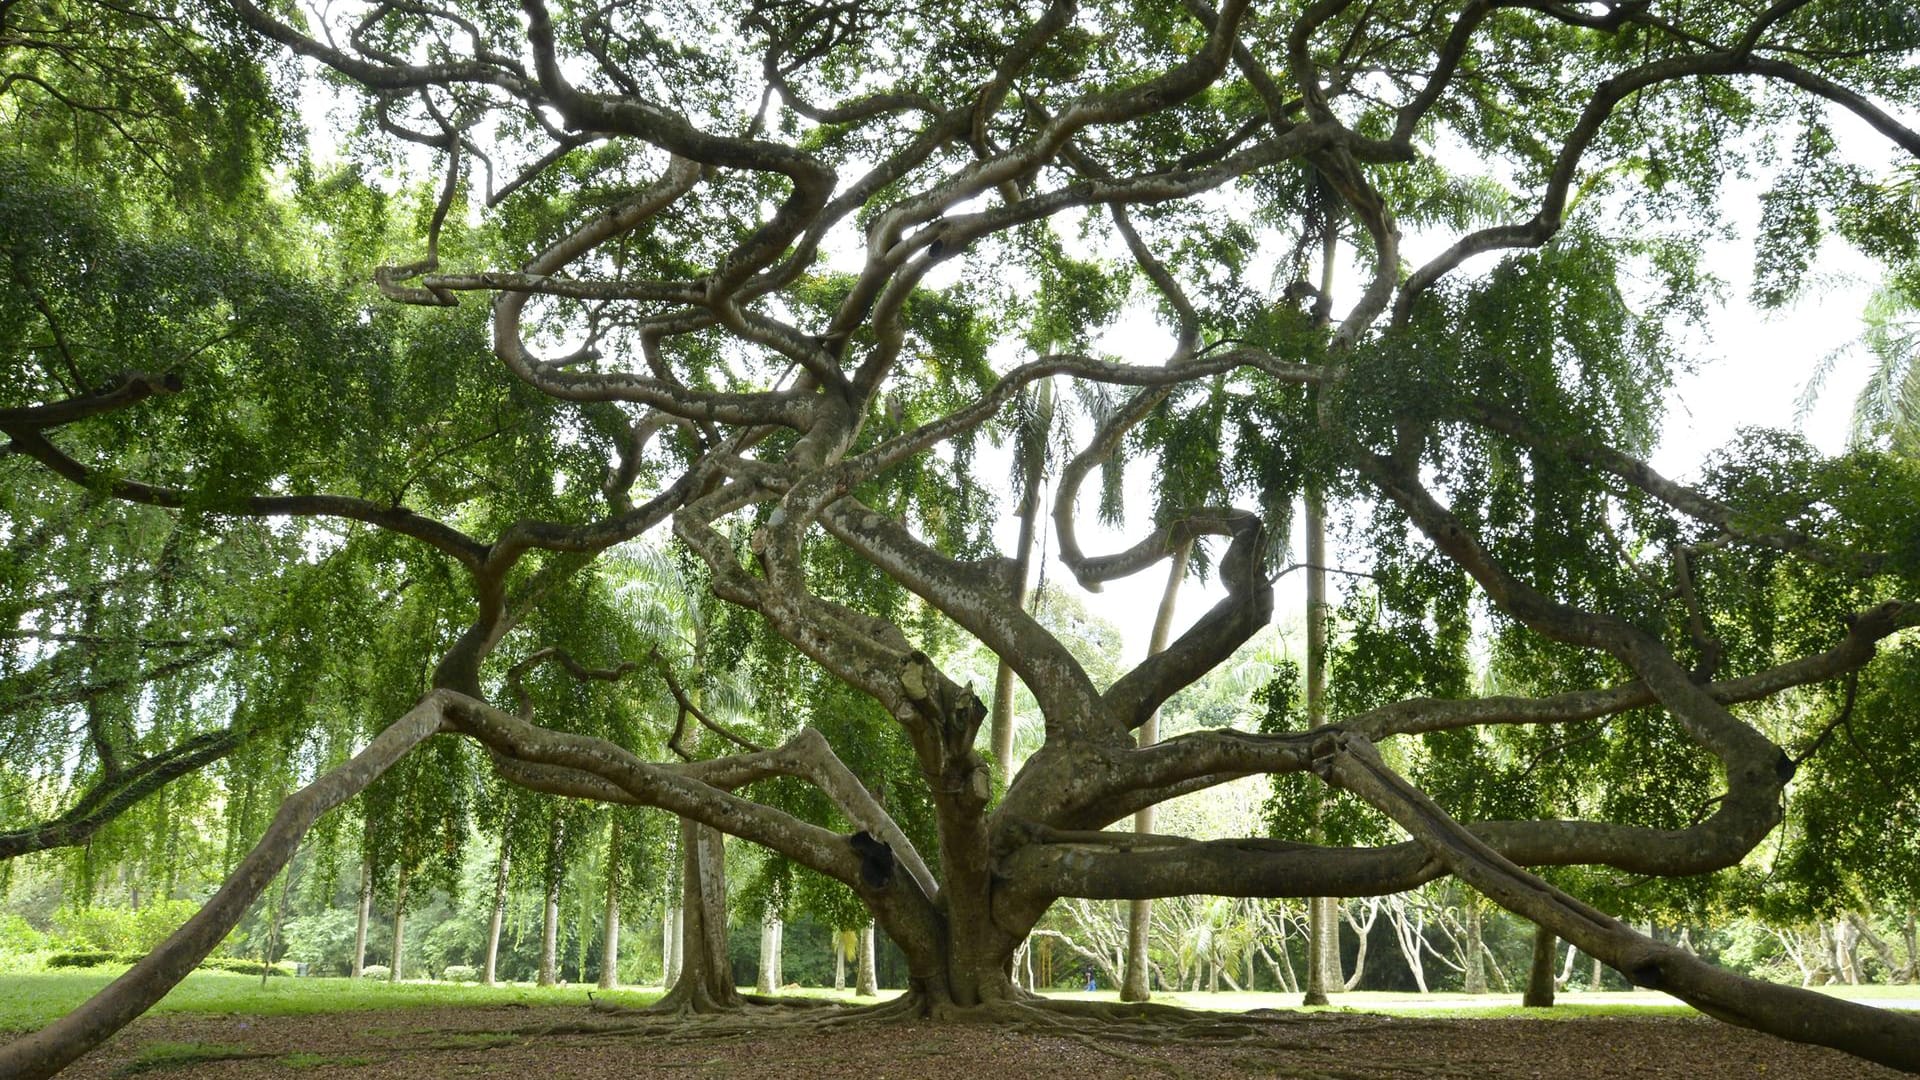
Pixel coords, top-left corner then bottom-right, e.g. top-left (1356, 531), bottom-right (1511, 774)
top-left (6, 0), bottom-right (1920, 1075)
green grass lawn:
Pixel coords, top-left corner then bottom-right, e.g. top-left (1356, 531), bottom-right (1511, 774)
top-left (0, 969), bottom-right (661, 1034)
top-left (2, 969), bottom-right (1911, 1036)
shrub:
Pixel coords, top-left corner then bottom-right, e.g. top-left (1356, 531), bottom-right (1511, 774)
top-left (0, 913), bottom-right (48, 956)
top-left (358, 965), bottom-right (391, 981)
top-left (130, 900), bottom-right (199, 952)
top-left (52, 907), bottom-right (139, 954)
top-left (281, 909), bottom-right (359, 976)
top-left (443, 965), bottom-right (478, 983)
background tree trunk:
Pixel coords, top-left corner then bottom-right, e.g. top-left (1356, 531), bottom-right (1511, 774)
top-left (483, 842), bottom-right (509, 986)
top-left (1342, 898), bottom-right (1378, 992)
top-left (990, 378), bottom-right (1050, 782)
top-left (1525, 925), bottom-right (1557, 1008)
top-left (537, 819), bottom-right (564, 987)
top-left (856, 922), bottom-right (878, 997)
top-left (1902, 909), bottom-right (1918, 984)
top-left (757, 916), bottom-right (779, 995)
top-left (654, 820), bottom-right (741, 1011)
top-left (352, 857), bottom-right (371, 979)
top-left (1463, 903), bottom-right (1488, 994)
top-left (599, 820), bottom-right (622, 989)
top-left (1123, 540), bottom-right (1190, 1002)
top-left (833, 929), bottom-right (847, 991)
top-left (1302, 489), bottom-right (1344, 1004)
top-left (1834, 917), bottom-right (1863, 985)
top-left (665, 903), bottom-right (683, 987)
top-left (389, 866), bottom-right (409, 983)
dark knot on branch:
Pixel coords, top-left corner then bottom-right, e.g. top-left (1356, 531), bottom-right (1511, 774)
top-left (849, 830), bottom-right (896, 889)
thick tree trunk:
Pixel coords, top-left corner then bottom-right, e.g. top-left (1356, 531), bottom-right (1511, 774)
top-left (1123, 540), bottom-right (1190, 1002)
top-left (654, 820), bottom-right (741, 1011)
top-left (1525, 925), bottom-right (1557, 1008)
top-left (352, 856), bottom-right (372, 979)
top-left (833, 930), bottom-right (847, 991)
top-left (856, 922), bottom-right (878, 997)
top-left (1591, 951), bottom-right (1605, 991)
top-left (483, 843), bottom-right (509, 986)
top-left (1463, 903), bottom-right (1487, 994)
top-left (389, 866), bottom-right (409, 983)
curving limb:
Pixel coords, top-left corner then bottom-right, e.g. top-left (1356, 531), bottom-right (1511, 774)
top-left (1324, 731), bottom-right (1920, 1073)
top-left (0, 694), bottom-right (454, 1080)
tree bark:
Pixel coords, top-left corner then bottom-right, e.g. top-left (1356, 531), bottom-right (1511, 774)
top-left (389, 865), bottom-right (409, 983)
top-left (352, 855), bottom-right (372, 979)
top-left (833, 929), bottom-right (847, 991)
top-left (1850, 913), bottom-right (1898, 983)
top-left (757, 915), bottom-right (779, 995)
top-left (1525, 924), bottom-right (1557, 1008)
top-left (653, 820), bottom-right (742, 1011)
top-left (483, 842), bottom-right (509, 986)
top-left (1834, 917), bottom-right (1862, 985)
top-left (856, 922), bottom-right (878, 997)
top-left (1343, 897), bottom-right (1378, 991)
top-left (1123, 540), bottom-right (1190, 1002)
top-left (1902, 909), bottom-right (1918, 984)
top-left (600, 819), bottom-right (622, 989)
top-left (538, 819), bottom-right (564, 987)
top-left (1302, 488), bottom-right (1344, 1005)
top-left (665, 903), bottom-right (682, 987)
top-left (1463, 902), bottom-right (1488, 994)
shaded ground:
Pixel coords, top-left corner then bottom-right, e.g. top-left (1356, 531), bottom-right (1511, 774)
top-left (48, 1003), bottom-right (1912, 1079)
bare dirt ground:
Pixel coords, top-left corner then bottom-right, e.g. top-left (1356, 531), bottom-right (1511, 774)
top-left (53, 1003), bottom-right (1910, 1079)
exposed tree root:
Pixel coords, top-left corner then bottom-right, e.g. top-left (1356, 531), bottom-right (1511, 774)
top-left (528, 989), bottom-right (1474, 1079)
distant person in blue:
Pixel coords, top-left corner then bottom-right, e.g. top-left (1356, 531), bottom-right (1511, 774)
top-left (1084, 968), bottom-right (1096, 992)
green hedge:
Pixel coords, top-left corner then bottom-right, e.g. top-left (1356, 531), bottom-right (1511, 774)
top-left (45, 951), bottom-right (288, 976)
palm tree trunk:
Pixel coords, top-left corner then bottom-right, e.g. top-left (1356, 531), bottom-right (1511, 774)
top-left (990, 378), bottom-right (1051, 779)
top-left (856, 922), bottom-right (878, 996)
top-left (599, 819), bottom-right (622, 989)
top-left (1123, 539), bottom-right (1190, 1002)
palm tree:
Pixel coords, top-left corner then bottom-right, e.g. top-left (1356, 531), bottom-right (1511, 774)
top-left (1848, 278), bottom-right (1920, 458)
